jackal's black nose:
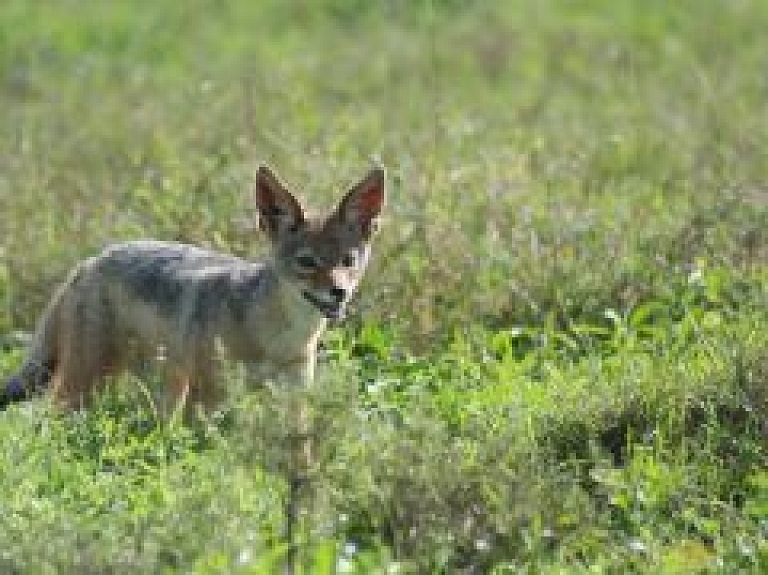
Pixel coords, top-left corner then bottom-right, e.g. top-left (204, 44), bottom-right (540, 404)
top-left (330, 286), bottom-right (346, 303)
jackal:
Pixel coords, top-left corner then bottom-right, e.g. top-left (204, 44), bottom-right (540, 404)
top-left (1, 165), bottom-right (385, 413)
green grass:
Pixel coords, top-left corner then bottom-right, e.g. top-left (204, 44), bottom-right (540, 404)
top-left (1, 0), bottom-right (767, 572)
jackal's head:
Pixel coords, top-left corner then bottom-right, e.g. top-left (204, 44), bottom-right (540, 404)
top-left (254, 165), bottom-right (385, 321)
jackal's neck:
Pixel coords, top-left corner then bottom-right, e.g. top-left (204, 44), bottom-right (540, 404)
top-left (253, 262), bottom-right (327, 344)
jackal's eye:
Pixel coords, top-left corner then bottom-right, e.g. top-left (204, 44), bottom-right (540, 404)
top-left (341, 252), bottom-right (357, 267)
top-left (295, 253), bottom-right (320, 270)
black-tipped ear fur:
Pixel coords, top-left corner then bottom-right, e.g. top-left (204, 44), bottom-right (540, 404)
top-left (336, 166), bottom-right (386, 238)
top-left (254, 165), bottom-right (305, 239)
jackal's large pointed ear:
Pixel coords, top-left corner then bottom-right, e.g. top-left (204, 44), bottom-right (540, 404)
top-left (336, 166), bottom-right (386, 238)
top-left (254, 165), bottom-right (305, 239)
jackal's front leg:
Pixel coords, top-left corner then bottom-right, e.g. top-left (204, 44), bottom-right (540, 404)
top-left (272, 357), bottom-right (315, 469)
top-left (267, 356), bottom-right (316, 573)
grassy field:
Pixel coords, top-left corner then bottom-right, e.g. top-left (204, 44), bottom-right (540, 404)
top-left (1, 0), bottom-right (768, 572)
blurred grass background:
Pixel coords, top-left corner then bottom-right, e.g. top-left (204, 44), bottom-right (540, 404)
top-left (1, 0), bottom-right (767, 572)
top-left (3, 0), bottom-right (767, 342)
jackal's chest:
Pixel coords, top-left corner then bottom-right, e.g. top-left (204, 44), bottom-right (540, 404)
top-left (234, 314), bottom-right (324, 361)
top-left (226, 327), bottom-right (322, 388)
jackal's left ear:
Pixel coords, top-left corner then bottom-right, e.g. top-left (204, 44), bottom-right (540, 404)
top-left (254, 165), bottom-right (305, 239)
top-left (337, 166), bottom-right (386, 238)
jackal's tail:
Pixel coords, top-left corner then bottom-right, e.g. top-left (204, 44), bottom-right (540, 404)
top-left (1, 294), bottom-right (61, 410)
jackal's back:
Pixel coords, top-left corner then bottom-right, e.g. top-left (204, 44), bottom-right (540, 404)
top-left (95, 240), bottom-right (274, 323)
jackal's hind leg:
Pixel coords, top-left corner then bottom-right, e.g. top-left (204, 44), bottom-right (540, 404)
top-left (50, 303), bottom-right (116, 410)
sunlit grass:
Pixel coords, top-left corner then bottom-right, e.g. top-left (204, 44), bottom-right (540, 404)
top-left (1, 0), bottom-right (767, 571)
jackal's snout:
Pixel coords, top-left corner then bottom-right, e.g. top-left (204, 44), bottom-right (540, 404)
top-left (301, 274), bottom-right (354, 319)
top-left (329, 286), bottom-right (346, 304)
top-left (301, 286), bottom-right (347, 320)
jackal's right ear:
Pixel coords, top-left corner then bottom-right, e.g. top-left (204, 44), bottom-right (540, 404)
top-left (254, 165), bottom-right (305, 238)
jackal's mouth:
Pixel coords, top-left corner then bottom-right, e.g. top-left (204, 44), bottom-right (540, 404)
top-left (302, 291), bottom-right (345, 321)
